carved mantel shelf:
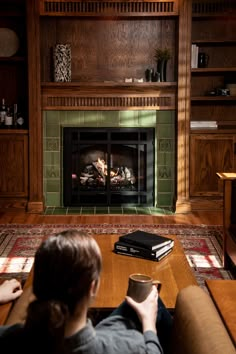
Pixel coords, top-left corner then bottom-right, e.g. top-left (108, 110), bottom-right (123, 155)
top-left (41, 82), bottom-right (177, 110)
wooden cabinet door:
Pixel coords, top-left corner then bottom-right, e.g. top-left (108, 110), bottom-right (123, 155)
top-left (0, 133), bottom-right (28, 197)
top-left (190, 135), bottom-right (235, 196)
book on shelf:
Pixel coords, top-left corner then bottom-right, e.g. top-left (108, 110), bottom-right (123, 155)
top-left (191, 44), bottom-right (199, 69)
top-left (114, 242), bottom-right (174, 262)
top-left (114, 240), bottom-right (174, 260)
top-left (190, 121), bottom-right (218, 129)
top-left (119, 230), bottom-right (173, 251)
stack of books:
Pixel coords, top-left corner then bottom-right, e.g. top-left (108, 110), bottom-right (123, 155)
top-left (114, 230), bottom-right (174, 262)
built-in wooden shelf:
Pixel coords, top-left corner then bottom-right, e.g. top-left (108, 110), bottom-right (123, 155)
top-left (0, 129), bottom-right (28, 134)
top-left (192, 40), bottom-right (236, 45)
top-left (191, 67), bottom-right (236, 73)
top-left (0, 57), bottom-right (25, 63)
top-left (191, 96), bottom-right (236, 101)
top-left (190, 128), bottom-right (236, 134)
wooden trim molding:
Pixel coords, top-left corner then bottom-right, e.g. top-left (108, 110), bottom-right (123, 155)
top-left (39, 0), bottom-right (179, 16)
top-left (175, 0), bottom-right (191, 213)
top-left (27, 0), bottom-right (44, 213)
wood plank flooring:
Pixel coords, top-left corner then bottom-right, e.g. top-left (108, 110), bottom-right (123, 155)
top-left (0, 210), bottom-right (223, 225)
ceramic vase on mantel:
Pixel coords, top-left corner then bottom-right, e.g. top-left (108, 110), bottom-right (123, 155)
top-left (53, 43), bottom-right (71, 82)
top-left (157, 59), bottom-right (168, 82)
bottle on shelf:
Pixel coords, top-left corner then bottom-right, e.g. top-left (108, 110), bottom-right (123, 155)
top-left (12, 103), bottom-right (25, 128)
top-left (5, 107), bottom-right (13, 127)
top-left (0, 98), bottom-right (7, 126)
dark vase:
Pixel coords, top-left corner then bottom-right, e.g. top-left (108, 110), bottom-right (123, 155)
top-left (157, 59), bottom-right (168, 82)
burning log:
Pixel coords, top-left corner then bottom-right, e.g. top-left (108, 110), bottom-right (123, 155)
top-left (79, 158), bottom-right (136, 188)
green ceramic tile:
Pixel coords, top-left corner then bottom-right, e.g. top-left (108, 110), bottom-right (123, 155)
top-left (138, 111), bottom-right (156, 127)
top-left (119, 111), bottom-right (138, 126)
top-left (53, 207), bottom-right (67, 215)
top-left (123, 207), bottom-right (137, 214)
top-left (136, 207), bottom-right (152, 215)
top-left (45, 124), bottom-right (60, 138)
top-left (67, 208), bottom-right (82, 214)
top-left (44, 207), bottom-right (54, 215)
top-left (45, 111), bottom-right (61, 125)
top-left (109, 207), bottom-right (123, 214)
top-left (84, 111), bottom-right (99, 126)
top-left (95, 207), bottom-right (109, 214)
top-left (45, 167), bottom-right (60, 178)
top-left (156, 193), bottom-right (173, 207)
top-left (46, 179), bottom-right (60, 193)
top-left (156, 111), bottom-right (175, 124)
top-left (157, 180), bottom-right (173, 193)
top-left (66, 111), bottom-right (84, 125)
top-left (59, 111), bottom-right (68, 125)
top-left (45, 193), bottom-right (61, 207)
top-left (157, 151), bottom-right (174, 166)
top-left (158, 124), bottom-right (174, 139)
top-left (98, 111), bottom-right (120, 126)
top-left (44, 151), bottom-right (60, 165)
top-left (157, 166), bottom-right (172, 179)
top-left (45, 138), bottom-right (60, 151)
top-left (81, 207), bottom-right (95, 214)
top-left (158, 139), bottom-right (174, 152)
top-left (149, 207), bottom-right (166, 215)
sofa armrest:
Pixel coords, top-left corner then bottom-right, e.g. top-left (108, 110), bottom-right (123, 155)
top-left (171, 285), bottom-right (235, 354)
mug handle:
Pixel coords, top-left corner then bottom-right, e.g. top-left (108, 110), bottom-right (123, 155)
top-left (152, 280), bottom-right (162, 291)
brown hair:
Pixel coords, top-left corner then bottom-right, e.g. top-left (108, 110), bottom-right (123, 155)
top-left (23, 229), bottom-right (102, 354)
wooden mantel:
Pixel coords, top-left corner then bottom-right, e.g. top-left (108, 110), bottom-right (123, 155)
top-left (41, 82), bottom-right (177, 110)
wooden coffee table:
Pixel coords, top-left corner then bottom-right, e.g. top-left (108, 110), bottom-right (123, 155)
top-left (93, 234), bottom-right (197, 309)
top-left (4, 233), bottom-right (197, 325)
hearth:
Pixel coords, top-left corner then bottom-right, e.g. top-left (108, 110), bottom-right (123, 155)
top-left (63, 128), bottom-right (154, 206)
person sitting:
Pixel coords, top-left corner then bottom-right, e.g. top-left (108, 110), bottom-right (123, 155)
top-left (0, 279), bottom-right (23, 304)
top-left (0, 229), bottom-right (172, 354)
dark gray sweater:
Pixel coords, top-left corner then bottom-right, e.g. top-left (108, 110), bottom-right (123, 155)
top-left (66, 316), bottom-right (163, 354)
top-left (0, 315), bottom-right (163, 354)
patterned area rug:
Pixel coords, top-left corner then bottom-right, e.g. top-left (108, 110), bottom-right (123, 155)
top-left (0, 224), bottom-right (233, 289)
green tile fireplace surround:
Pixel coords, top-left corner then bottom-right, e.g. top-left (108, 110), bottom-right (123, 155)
top-left (43, 110), bottom-right (176, 210)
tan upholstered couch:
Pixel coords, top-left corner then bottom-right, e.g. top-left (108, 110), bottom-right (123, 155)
top-left (3, 284), bottom-right (236, 354)
top-left (170, 285), bottom-right (235, 354)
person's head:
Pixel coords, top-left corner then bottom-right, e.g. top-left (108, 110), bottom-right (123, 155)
top-left (23, 229), bottom-right (102, 353)
top-left (32, 229), bottom-right (102, 312)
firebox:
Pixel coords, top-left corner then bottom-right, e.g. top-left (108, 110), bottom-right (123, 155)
top-left (63, 128), bottom-right (154, 206)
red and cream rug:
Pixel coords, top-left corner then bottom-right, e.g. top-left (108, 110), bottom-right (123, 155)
top-left (0, 224), bottom-right (233, 289)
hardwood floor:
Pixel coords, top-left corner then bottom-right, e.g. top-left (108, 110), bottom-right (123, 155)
top-left (0, 210), bottom-right (223, 225)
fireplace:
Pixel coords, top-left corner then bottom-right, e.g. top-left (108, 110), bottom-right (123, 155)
top-left (63, 127), bottom-right (155, 206)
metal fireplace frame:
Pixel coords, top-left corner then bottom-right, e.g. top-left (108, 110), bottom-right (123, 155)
top-left (63, 127), bottom-right (155, 206)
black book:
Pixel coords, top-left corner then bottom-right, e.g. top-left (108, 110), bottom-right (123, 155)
top-left (119, 230), bottom-right (173, 251)
top-left (114, 240), bottom-right (174, 260)
top-left (114, 244), bottom-right (173, 262)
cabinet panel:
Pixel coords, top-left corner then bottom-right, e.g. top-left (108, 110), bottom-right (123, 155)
top-left (190, 135), bottom-right (235, 196)
top-left (0, 133), bottom-right (28, 196)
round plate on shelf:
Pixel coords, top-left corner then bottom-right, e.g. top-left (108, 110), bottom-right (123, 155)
top-left (0, 28), bottom-right (20, 57)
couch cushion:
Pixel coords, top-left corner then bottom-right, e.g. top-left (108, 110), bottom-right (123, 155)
top-left (171, 285), bottom-right (235, 354)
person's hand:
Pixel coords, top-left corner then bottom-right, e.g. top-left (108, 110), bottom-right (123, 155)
top-left (125, 285), bottom-right (158, 334)
top-left (0, 279), bottom-right (23, 304)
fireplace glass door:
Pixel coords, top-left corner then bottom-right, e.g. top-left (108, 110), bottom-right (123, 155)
top-left (63, 128), bottom-right (154, 206)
